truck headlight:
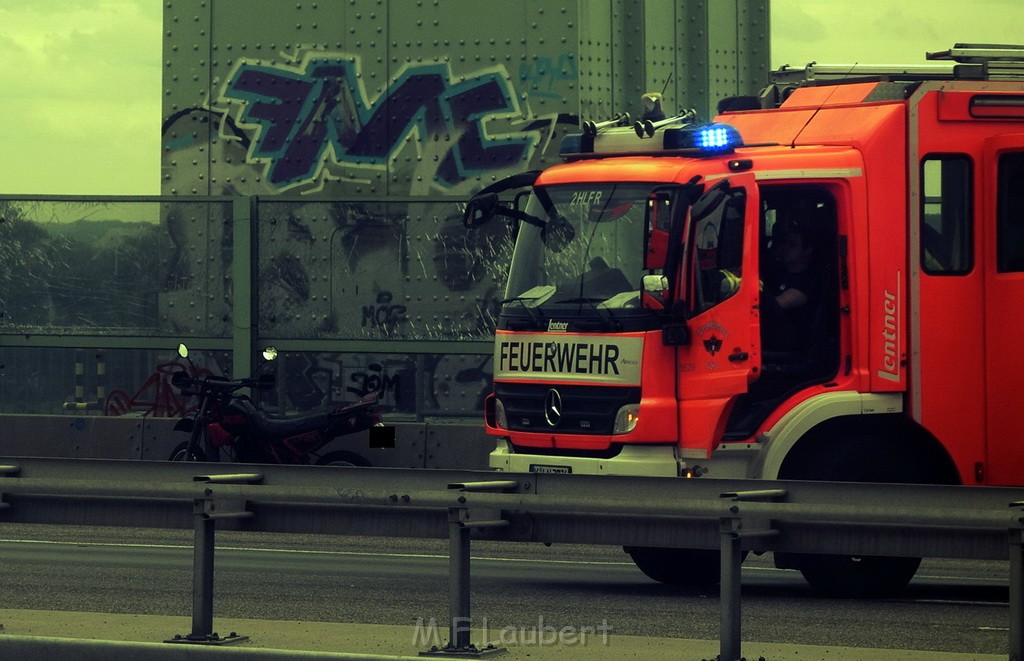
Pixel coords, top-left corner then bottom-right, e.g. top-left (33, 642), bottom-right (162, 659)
top-left (613, 405), bottom-right (639, 434)
top-left (494, 398), bottom-right (508, 429)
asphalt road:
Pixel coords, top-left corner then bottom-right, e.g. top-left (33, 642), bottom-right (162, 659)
top-left (0, 524), bottom-right (1011, 655)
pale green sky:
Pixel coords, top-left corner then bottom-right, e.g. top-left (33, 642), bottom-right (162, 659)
top-left (771, 0), bottom-right (1024, 66)
top-left (0, 1), bottom-right (161, 195)
top-left (0, 1), bottom-right (1020, 195)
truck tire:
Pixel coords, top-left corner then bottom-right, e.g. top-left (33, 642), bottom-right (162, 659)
top-left (780, 427), bottom-right (929, 597)
top-left (624, 546), bottom-right (720, 588)
top-left (796, 554), bottom-right (921, 598)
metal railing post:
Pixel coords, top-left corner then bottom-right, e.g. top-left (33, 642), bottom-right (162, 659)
top-left (1010, 503), bottom-right (1024, 661)
top-left (192, 499), bottom-right (217, 639)
top-left (421, 480), bottom-right (517, 658)
top-left (719, 514), bottom-right (743, 661)
top-left (167, 473), bottom-right (261, 646)
top-left (718, 489), bottom-right (785, 661)
top-left (448, 507), bottom-right (472, 651)
top-left (231, 195), bottom-right (255, 379)
top-left (0, 465), bottom-right (18, 511)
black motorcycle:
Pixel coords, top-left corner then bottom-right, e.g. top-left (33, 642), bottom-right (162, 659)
top-left (168, 344), bottom-right (384, 466)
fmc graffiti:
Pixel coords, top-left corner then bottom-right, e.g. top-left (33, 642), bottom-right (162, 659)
top-left (221, 53), bottom-right (542, 190)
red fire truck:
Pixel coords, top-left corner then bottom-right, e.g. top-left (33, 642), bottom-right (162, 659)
top-left (464, 44), bottom-right (1024, 596)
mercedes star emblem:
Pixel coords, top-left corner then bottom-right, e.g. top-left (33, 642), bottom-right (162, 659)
top-left (544, 389), bottom-right (562, 427)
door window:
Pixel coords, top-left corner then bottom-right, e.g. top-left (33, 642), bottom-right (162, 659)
top-left (691, 189), bottom-right (746, 314)
top-left (997, 152), bottom-right (1024, 273)
top-left (921, 155), bottom-right (972, 275)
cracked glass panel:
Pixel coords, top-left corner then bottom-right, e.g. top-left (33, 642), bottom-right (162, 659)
top-left (0, 200), bottom-right (233, 337)
top-left (257, 200), bottom-right (513, 340)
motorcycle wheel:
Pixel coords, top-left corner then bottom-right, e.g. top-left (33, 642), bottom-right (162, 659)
top-left (315, 450), bottom-right (371, 467)
top-left (168, 441), bottom-right (207, 462)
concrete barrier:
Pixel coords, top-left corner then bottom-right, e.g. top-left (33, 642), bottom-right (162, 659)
top-left (0, 414), bottom-right (494, 469)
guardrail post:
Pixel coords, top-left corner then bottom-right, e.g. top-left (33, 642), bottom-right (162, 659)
top-left (718, 489), bottom-right (785, 661)
top-left (421, 480), bottom-right (517, 658)
top-left (0, 464), bottom-right (18, 509)
top-left (719, 514), bottom-right (743, 661)
top-left (1011, 502), bottom-right (1024, 661)
top-left (192, 495), bottom-right (219, 640)
top-left (449, 504), bottom-right (473, 652)
top-left (167, 473), bottom-right (262, 646)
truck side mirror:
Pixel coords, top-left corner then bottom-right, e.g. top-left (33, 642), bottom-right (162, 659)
top-left (662, 322), bottom-right (691, 346)
top-left (690, 180), bottom-right (729, 222)
top-left (662, 302), bottom-right (691, 346)
top-left (462, 193), bottom-right (500, 228)
top-left (641, 274), bottom-right (669, 309)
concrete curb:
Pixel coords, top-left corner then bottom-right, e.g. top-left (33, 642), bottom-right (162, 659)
top-left (0, 635), bottom-right (427, 661)
top-left (0, 609), bottom-right (1005, 661)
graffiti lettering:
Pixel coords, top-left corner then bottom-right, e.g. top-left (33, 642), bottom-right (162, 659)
top-left (223, 55), bottom-right (536, 189)
top-left (361, 304), bottom-right (408, 330)
top-left (518, 53), bottom-right (578, 98)
top-left (361, 291), bottom-right (408, 333)
top-left (348, 362), bottom-right (401, 398)
top-left (335, 488), bottom-right (367, 502)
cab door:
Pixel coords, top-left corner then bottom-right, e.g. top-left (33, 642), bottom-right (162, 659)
top-left (674, 174), bottom-right (761, 456)
top-left (983, 137), bottom-right (1024, 485)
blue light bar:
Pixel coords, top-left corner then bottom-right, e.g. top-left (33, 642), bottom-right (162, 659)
top-left (558, 121), bottom-right (743, 157)
top-left (696, 125), bottom-right (735, 150)
top-left (663, 123), bottom-right (743, 153)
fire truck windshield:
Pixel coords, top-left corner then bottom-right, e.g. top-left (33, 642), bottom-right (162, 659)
top-left (502, 183), bottom-right (657, 327)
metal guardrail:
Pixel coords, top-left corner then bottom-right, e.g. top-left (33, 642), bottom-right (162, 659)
top-left (0, 457), bottom-right (1023, 660)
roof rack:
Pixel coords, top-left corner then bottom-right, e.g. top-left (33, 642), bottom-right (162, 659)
top-left (927, 43), bottom-right (1024, 80)
top-left (770, 43), bottom-right (1024, 88)
top-left (769, 62), bottom-right (958, 87)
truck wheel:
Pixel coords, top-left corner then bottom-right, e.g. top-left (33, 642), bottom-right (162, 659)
top-left (316, 450), bottom-right (371, 467)
top-left (797, 554), bottom-right (921, 598)
top-left (781, 429), bottom-right (927, 597)
top-left (624, 546), bottom-right (721, 588)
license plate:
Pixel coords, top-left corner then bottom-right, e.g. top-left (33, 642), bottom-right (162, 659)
top-left (529, 464), bottom-right (572, 474)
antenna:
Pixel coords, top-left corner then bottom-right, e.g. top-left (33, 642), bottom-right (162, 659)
top-left (660, 72), bottom-right (673, 96)
top-left (792, 61), bottom-right (858, 145)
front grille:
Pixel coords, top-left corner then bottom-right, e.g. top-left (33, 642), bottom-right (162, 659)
top-left (508, 442), bottom-right (625, 459)
top-left (496, 383), bottom-right (640, 434)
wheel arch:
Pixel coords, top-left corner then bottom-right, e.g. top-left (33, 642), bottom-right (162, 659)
top-left (758, 392), bottom-right (961, 485)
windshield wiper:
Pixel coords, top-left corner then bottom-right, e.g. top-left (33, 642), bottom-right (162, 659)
top-left (498, 285), bottom-right (555, 327)
top-left (551, 296), bottom-right (605, 304)
top-left (498, 297), bottom-right (543, 329)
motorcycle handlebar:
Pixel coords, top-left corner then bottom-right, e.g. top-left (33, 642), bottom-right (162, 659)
top-left (171, 371), bottom-right (276, 396)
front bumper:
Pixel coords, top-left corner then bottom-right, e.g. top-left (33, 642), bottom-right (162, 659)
top-left (489, 439), bottom-right (683, 477)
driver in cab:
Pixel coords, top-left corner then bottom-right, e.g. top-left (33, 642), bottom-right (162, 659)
top-left (763, 218), bottom-right (819, 351)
